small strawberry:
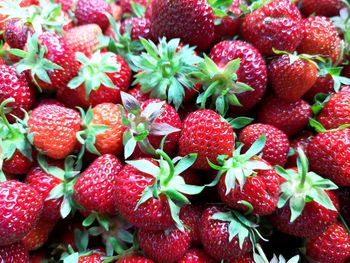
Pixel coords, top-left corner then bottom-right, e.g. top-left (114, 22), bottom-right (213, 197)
top-left (306, 223), bottom-right (350, 263)
top-left (271, 148), bottom-right (339, 238)
top-left (257, 95), bottom-right (312, 136)
top-left (242, 0), bottom-right (302, 56)
top-left (27, 101), bottom-right (81, 160)
top-left (68, 51), bottom-right (131, 107)
top-left (138, 226), bottom-right (191, 263)
top-left (178, 109), bottom-right (235, 170)
top-left (117, 255), bottom-right (154, 263)
top-left (239, 124), bottom-right (290, 166)
top-left (120, 17), bottom-right (152, 41)
top-left (0, 180), bottom-right (43, 246)
top-left (0, 241), bottom-right (30, 263)
top-left (285, 131), bottom-right (314, 168)
top-left (178, 249), bottom-right (217, 263)
top-left (74, 154), bottom-right (123, 215)
top-left (120, 93), bottom-right (181, 158)
top-left (307, 128), bottom-right (350, 186)
top-left (302, 0), bottom-right (345, 17)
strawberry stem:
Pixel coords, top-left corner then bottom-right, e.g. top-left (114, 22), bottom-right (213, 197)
top-left (0, 98), bottom-right (15, 133)
top-left (156, 149), bottom-right (174, 187)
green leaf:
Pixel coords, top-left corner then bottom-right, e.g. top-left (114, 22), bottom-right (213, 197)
top-left (308, 188), bottom-right (337, 211)
top-left (227, 117), bottom-right (254, 129)
top-left (289, 195), bottom-right (306, 222)
top-left (309, 118), bottom-right (327, 133)
top-left (241, 134), bottom-right (266, 159)
top-left (135, 187), bottom-right (154, 210)
top-left (63, 252), bottom-right (79, 263)
top-left (126, 159), bottom-right (160, 176)
top-left (124, 137), bottom-right (137, 159)
top-left (82, 213), bottom-right (96, 227)
top-left (175, 183), bottom-right (205, 195)
top-left (174, 154), bottom-right (197, 175)
top-left (46, 183), bottom-right (64, 200)
top-left (60, 196), bottom-right (72, 219)
top-left (167, 197), bottom-right (185, 231)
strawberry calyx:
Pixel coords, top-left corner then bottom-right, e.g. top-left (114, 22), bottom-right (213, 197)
top-left (119, 92), bottom-right (180, 159)
top-left (207, 0), bottom-right (239, 25)
top-left (316, 59), bottom-right (350, 92)
top-left (194, 54), bottom-right (253, 116)
top-left (10, 32), bottom-right (63, 91)
top-left (0, 0), bottom-right (35, 25)
top-left (131, 37), bottom-right (202, 110)
top-left (275, 148), bottom-right (338, 222)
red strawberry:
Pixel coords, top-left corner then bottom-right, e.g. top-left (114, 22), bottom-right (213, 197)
top-left (117, 255), bottom-right (154, 263)
top-left (0, 241), bottom-right (29, 263)
top-left (0, 65), bottom-right (36, 122)
top-left (138, 227), bottom-right (191, 263)
top-left (302, 0), bottom-right (345, 17)
top-left (64, 24), bottom-right (103, 57)
top-left (242, 0), bottom-right (302, 56)
top-left (74, 154), bottom-right (123, 215)
top-left (239, 124), bottom-right (290, 166)
top-left (56, 84), bottom-right (83, 108)
top-left (74, 0), bottom-right (112, 31)
top-left (228, 254), bottom-right (254, 263)
top-left (180, 205), bottom-right (204, 246)
top-left (178, 248), bottom-right (217, 263)
top-left (4, 19), bottom-right (33, 49)
top-left (258, 96), bottom-right (312, 136)
top-left (297, 16), bottom-right (338, 57)
top-left (2, 150), bottom-right (33, 175)
top-left (128, 85), bottom-right (150, 102)
top-left (78, 253), bottom-right (104, 263)
top-left (120, 17), bottom-right (152, 41)
top-left (22, 218), bottom-right (56, 251)
top-left (307, 128), bottom-right (350, 186)
top-left (119, 0), bottom-right (149, 14)
top-left (68, 51), bottom-right (131, 107)
top-left (56, 0), bottom-right (76, 12)
top-left (28, 101), bottom-right (81, 160)
top-left (303, 73), bottom-right (334, 101)
top-left (306, 223), bottom-right (350, 263)
top-left (150, 0), bottom-right (215, 51)
top-left (268, 54), bottom-right (318, 102)
top-left (178, 109), bottom-right (235, 170)
top-left (286, 131), bottom-right (314, 167)
top-left (0, 180), bottom-right (43, 246)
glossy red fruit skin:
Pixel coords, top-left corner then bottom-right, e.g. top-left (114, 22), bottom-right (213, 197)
top-left (302, 0), bottom-right (345, 17)
top-left (0, 65), bottom-right (36, 123)
top-left (258, 96), bottom-right (312, 137)
top-left (285, 131), bottom-right (313, 168)
top-left (128, 85), bottom-right (150, 102)
top-left (2, 150), bottom-right (33, 175)
top-left (74, 154), bottom-right (123, 215)
top-left (22, 218), bottom-right (56, 251)
top-left (228, 254), bottom-right (254, 263)
top-left (242, 0), bottom-right (302, 56)
top-left (78, 253), bottom-right (103, 263)
top-left (75, 0), bottom-right (112, 31)
top-left (57, 0), bottom-right (76, 12)
top-left (209, 40), bottom-right (267, 110)
top-left (303, 74), bottom-right (334, 101)
top-left (120, 17), bottom-right (152, 40)
top-left (271, 190), bottom-right (339, 238)
top-left (200, 206), bottom-right (252, 260)
top-left (0, 241), bottom-right (30, 263)
top-left (119, 0), bottom-right (149, 14)
top-left (178, 248), bottom-right (217, 263)
top-left (150, 0), bottom-right (215, 51)
top-left (28, 102), bottom-right (81, 160)
top-left (239, 124), bottom-right (290, 166)
top-left (317, 90), bottom-right (350, 130)
top-left (26, 161), bottom-right (63, 222)
top-left (77, 53), bottom-right (131, 107)
top-left (180, 205), bottom-right (205, 246)
top-left (114, 160), bottom-right (173, 231)
top-left (307, 223), bottom-right (350, 263)
top-left (56, 84), bottom-right (84, 108)
top-left (178, 109), bottom-right (235, 170)
top-left (297, 16), bottom-right (338, 57)
top-left (117, 255), bottom-right (154, 263)
top-left (138, 227), bottom-right (191, 263)
top-left (0, 180), bottom-right (43, 246)
top-left (307, 129), bottom-right (350, 186)
top-left (218, 159), bottom-right (281, 216)
top-left (4, 19), bottom-right (32, 49)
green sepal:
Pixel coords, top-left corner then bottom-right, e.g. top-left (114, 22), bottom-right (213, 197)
top-left (130, 2), bottom-right (146, 18)
top-left (227, 116), bottom-right (254, 129)
top-left (309, 118), bottom-right (327, 133)
top-left (74, 228), bottom-right (89, 253)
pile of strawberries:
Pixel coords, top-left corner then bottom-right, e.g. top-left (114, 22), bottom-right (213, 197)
top-left (1, 0), bottom-right (350, 262)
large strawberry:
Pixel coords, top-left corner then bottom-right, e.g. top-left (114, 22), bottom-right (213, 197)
top-left (302, 0), bottom-right (345, 18)
top-left (271, 149), bottom-right (339, 238)
top-left (27, 101), bottom-right (81, 159)
top-left (306, 223), bottom-right (350, 263)
top-left (178, 109), bottom-right (235, 170)
top-left (0, 241), bottom-right (29, 263)
top-left (307, 128), bottom-right (350, 186)
top-left (68, 51), bottom-right (131, 107)
top-left (0, 180), bottom-right (43, 246)
top-left (242, 0), bottom-right (302, 56)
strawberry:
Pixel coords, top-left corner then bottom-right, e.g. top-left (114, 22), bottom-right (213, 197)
top-left (303, 73), bottom-right (335, 101)
top-left (68, 51), bottom-right (131, 107)
top-left (56, 0), bottom-right (76, 12)
top-left (117, 255), bottom-right (154, 263)
top-left (199, 206), bottom-right (257, 260)
top-left (12, 32), bottom-right (80, 91)
top-left (4, 18), bottom-right (33, 49)
top-left (306, 223), bottom-right (350, 263)
top-left (196, 40), bottom-right (267, 114)
top-left (214, 136), bottom-right (281, 216)
top-left (0, 65), bottom-right (36, 123)
top-left (74, 154), bottom-right (123, 215)
top-left (297, 16), bottom-right (338, 57)
top-left (22, 217), bottom-right (56, 251)
top-left (228, 254), bottom-right (254, 263)
top-left (27, 101), bottom-right (81, 160)
top-left (178, 249), bottom-right (217, 263)
top-left (119, 0), bottom-right (149, 15)
top-left (78, 253), bottom-right (104, 263)
top-left (239, 124), bottom-right (290, 166)
top-left (180, 205), bottom-right (204, 246)
top-left (285, 131), bottom-right (313, 168)
top-left (64, 24), bottom-right (103, 57)
top-left (242, 0), bottom-right (302, 56)
top-left (114, 151), bottom-right (201, 231)
top-left (120, 17), bottom-right (152, 41)
top-left (128, 85), bottom-right (150, 103)
top-left (0, 180), bottom-right (43, 246)
top-left (178, 109), bottom-right (235, 170)
top-left (138, 226), bottom-right (191, 263)
top-left (307, 128), bottom-right (350, 186)
top-left (150, 0), bottom-right (215, 51)
top-left (74, 0), bottom-right (112, 31)
top-left (316, 90), bottom-right (350, 130)
top-left (0, 241), bottom-right (29, 262)
top-left (56, 84), bottom-right (83, 108)
top-left (120, 93), bottom-right (181, 159)
top-left (268, 54), bottom-right (318, 102)
top-left (271, 149), bottom-right (339, 238)
top-left (301, 0), bottom-right (345, 17)
top-left (257, 96), bottom-right (312, 136)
